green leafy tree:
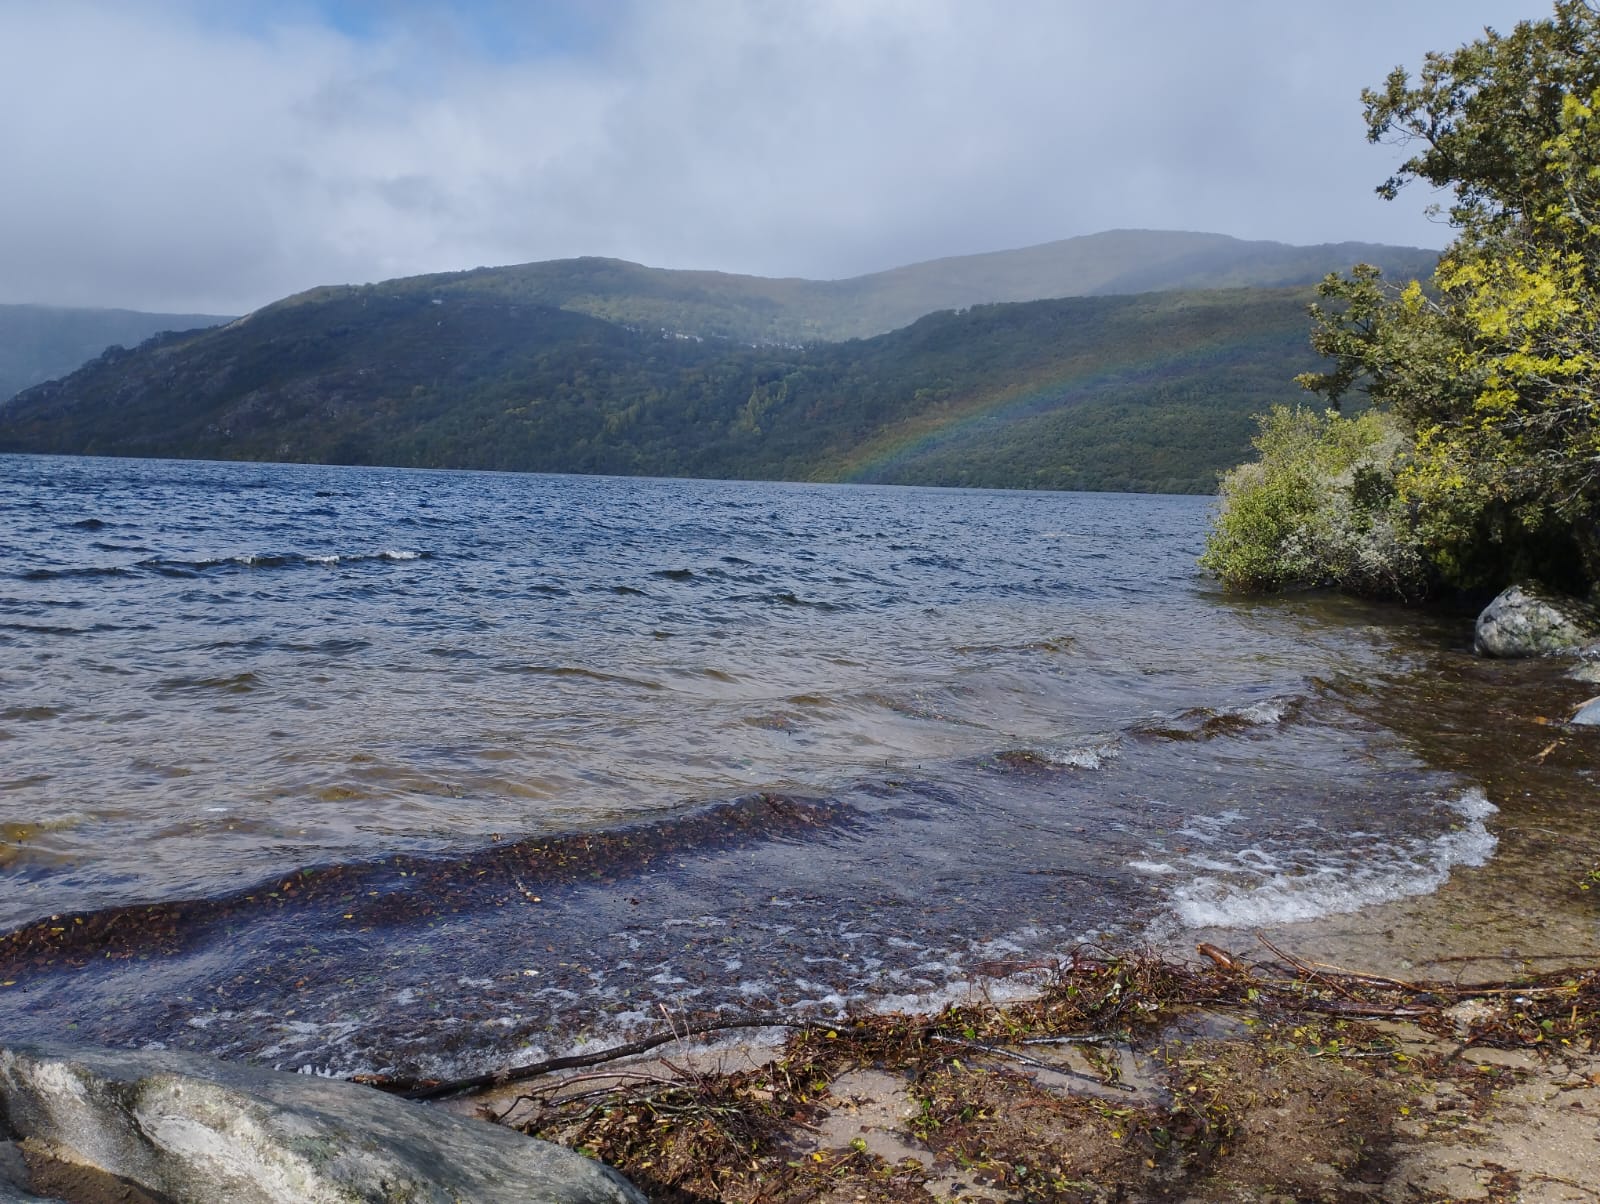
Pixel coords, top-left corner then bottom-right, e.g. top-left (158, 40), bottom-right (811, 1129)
top-left (1292, 0), bottom-right (1600, 592)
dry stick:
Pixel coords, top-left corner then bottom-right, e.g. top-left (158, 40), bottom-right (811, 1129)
top-left (487, 1071), bottom-right (686, 1125)
top-left (402, 1013), bottom-right (813, 1101)
top-left (1196, 942), bottom-right (1251, 975)
top-left (1295, 997), bottom-right (1435, 1020)
top-left (1285, 954), bottom-right (1431, 994)
top-left (1256, 934), bottom-right (1367, 1003)
top-left (928, 1033), bottom-right (1137, 1093)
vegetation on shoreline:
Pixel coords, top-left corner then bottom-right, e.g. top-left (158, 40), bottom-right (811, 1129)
top-left (1204, 2), bottom-right (1600, 599)
top-left (398, 946), bottom-right (1600, 1202)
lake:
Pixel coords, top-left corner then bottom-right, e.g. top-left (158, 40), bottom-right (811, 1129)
top-left (0, 453), bottom-right (1566, 1080)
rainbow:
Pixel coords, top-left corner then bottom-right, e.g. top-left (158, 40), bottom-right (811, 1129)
top-left (827, 327), bottom-right (1268, 483)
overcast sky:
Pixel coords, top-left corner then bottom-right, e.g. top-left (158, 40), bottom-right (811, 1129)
top-left (0, 0), bottom-right (1554, 315)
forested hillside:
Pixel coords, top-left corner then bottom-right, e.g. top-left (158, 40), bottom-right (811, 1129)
top-left (0, 285), bottom-right (1324, 493)
top-left (0, 304), bottom-right (230, 401)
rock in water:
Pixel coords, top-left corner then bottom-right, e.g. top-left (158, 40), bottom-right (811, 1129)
top-left (1473, 582), bottom-right (1600, 657)
top-left (1571, 697), bottom-right (1600, 726)
top-left (0, 1042), bottom-right (647, 1204)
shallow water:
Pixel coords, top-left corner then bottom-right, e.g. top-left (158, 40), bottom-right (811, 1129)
top-left (0, 454), bottom-right (1588, 1077)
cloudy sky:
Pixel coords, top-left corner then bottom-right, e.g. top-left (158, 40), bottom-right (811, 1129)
top-left (0, 0), bottom-right (1552, 315)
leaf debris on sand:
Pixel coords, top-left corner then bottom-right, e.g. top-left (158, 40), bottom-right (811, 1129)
top-left (391, 944), bottom-right (1600, 1202)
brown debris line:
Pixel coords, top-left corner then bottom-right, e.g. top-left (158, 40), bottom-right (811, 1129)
top-left (414, 945), bottom-right (1600, 1203)
top-left (0, 792), bottom-right (856, 972)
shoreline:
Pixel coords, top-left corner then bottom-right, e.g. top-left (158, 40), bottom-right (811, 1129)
top-left (441, 929), bottom-right (1600, 1202)
top-left (430, 742), bottom-right (1600, 1201)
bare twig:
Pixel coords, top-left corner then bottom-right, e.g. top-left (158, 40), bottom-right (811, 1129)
top-left (402, 1012), bottom-right (811, 1101)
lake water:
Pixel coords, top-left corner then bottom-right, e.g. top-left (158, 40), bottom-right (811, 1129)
top-left (0, 453), bottom-right (1567, 1079)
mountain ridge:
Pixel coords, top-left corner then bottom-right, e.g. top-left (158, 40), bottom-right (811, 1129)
top-left (0, 228), bottom-right (1436, 492)
top-left (254, 228), bottom-right (1438, 346)
top-left (0, 304), bottom-right (233, 402)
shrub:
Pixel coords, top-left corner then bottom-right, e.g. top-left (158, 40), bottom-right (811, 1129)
top-left (1200, 406), bottom-right (1430, 599)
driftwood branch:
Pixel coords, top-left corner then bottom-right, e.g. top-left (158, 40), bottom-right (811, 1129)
top-left (402, 1013), bottom-right (811, 1101)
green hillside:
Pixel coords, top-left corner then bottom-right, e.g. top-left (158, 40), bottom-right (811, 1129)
top-left (267, 229), bottom-right (1436, 345)
top-left (0, 304), bottom-right (231, 401)
top-left (0, 284), bottom-right (1324, 493)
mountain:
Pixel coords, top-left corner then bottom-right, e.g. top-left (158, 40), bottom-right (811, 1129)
top-left (0, 305), bottom-right (232, 402)
top-left (263, 229), bottom-right (1438, 345)
top-left (0, 283), bottom-right (1325, 494)
top-left (0, 229), bottom-right (1430, 492)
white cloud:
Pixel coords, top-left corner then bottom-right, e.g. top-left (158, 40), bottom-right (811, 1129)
top-left (0, 0), bottom-right (1547, 313)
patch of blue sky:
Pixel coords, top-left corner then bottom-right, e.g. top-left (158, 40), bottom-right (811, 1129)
top-left (189, 0), bottom-right (617, 62)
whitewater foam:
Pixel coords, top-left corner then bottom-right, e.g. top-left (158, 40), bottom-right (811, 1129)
top-left (1165, 789), bottom-right (1498, 929)
top-left (1040, 740), bottom-right (1120, 770)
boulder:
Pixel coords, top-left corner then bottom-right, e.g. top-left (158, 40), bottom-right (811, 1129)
top-left (0, 1042), bottom-right (646, 1204)
top-left (1568, 660), bottom-right (1600, 685)
top-left (1473, 583), bottom-right (1600, 657)
top-left (1571, 696), bottom-right (1600, 726)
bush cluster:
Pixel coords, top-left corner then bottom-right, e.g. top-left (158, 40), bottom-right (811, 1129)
top-left (1200, 406), bottom-right (1429, 599)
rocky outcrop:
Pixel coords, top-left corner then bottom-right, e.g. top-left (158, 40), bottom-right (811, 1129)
top-left (1473, 582), bottom-right (1600, 658)
top-left (0, 1042), bottom-right (646, 1204)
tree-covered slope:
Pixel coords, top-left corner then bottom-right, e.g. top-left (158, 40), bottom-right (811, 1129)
top-left (0, 304), bottom-right (231, 402)
top-left (0, 284), bottom-right (1324, 493)
top-left (267, 229), bottom-right (1436, 345)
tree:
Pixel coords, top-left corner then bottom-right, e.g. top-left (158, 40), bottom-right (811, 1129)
top-left (1287, 1), bottom-right (1600, 593)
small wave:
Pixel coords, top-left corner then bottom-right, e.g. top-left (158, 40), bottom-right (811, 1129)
top-left (19, 565), bottom-right (131, 582)
top-left (155, 671), bottom-right (263, 696)
top-left (1132, 696), bottom-right (1303, 742)
top-left (1165, 789), bottom-right (1498, 928)
top-left (279, 637), bottom-right (371, 655)
top-left (122, 550), bottom-right (434, 576)
top-left (0, 622), bottom-right (95, 637)
top-left (764, 591), bottom-right (844, 611)
top-left (493, 664), bottom-right (664, 690)
top-left (0, 792), bottom-right (861, 969)
top-left (983, 738), bottom-right (1118, 775)
top-left (0, 706), bottom-right (67, 722)
top-left (956, 636), bottom-right (1075, 656)
top-left (1040, 741), bottom-right (1120, 770)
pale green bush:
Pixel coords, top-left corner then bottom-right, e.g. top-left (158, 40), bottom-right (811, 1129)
top-left (1200, 406), bottom-right (1430, 599)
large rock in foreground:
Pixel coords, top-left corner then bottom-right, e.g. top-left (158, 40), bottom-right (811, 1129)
top-left (1474, 582), bottom-right (1600, 658)
top-left (0, 1042), bottom-right (646, 1204)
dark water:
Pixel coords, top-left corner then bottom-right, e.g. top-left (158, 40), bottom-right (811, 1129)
top-left (0, 453), bottom-right (1565, 1078)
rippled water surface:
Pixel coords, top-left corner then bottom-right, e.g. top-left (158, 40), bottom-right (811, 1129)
top-left (0, 454), bottom-right (1579, 1077)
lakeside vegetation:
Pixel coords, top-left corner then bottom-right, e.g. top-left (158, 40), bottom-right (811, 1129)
top-left (1204, 1), bottom-right (1600, 598)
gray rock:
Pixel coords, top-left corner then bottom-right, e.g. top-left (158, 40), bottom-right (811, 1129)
top-left (1569, 658), bottom-right (1600, 684)
top-left (0, 1143), bottom-right (40, 1203)
top-left (1474, 583), bottom-right (1600, 657)
top-left (0, 1176), bottom-right (46, 1204)
top-left (0, 1042), bottom-right (646, 1204)
top-left (0, 1143), bottom-right (27, 1191)
top-left (1571, 696), bottom-right (1600, 726)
